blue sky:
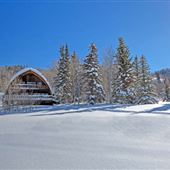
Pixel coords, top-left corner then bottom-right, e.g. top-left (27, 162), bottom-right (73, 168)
top-left (0, 1), bottom-right (170, 71)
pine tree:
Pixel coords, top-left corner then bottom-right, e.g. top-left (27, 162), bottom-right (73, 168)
top-left (54, 45), bottom-right (72, 104)
top-left (112, 38), bottom-right (134, 104)
top-left (154, 72), bottom-right (165, 101)
top-left (136, 55), bottom-right (158, 104)
top-left (63, 44), bottom-right (72, 103)
top-left (83, 43), bottom-right (105, 104)
top-left (164, 78), bottom-right (170, 101)
top-left (54, 46), bottom-right (65, 103)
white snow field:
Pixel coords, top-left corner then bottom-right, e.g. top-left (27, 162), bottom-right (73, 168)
top-left (1, 103), bottom-right (170, 169)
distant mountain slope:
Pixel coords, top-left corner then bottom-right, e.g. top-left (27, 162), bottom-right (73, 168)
top-left (155, 68), bottom-right (170, 79)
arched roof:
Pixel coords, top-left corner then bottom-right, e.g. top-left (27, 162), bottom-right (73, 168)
top-left (7, 68), bottom-right (53, 94)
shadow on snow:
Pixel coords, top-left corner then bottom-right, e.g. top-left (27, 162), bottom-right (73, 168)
top-left (1, 103), bottom-right (170, 116)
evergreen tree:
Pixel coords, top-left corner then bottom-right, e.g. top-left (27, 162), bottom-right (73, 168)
top-left (164, 78), bottom-right (170, 101)
top-left (63, 44), bottom-right (72, 103)
top-left (154, 72), bottom-right (165, 101)
top-left (54, 45), bottom-right (72, 103)
top-left (136, 55), bottom-right (158, 104)
top-left (54, 46), bottom-right (65, 103)
top-left (83, 43), bottom-right (105, 104)
top-left (112, 38), bottom-right (134, 104)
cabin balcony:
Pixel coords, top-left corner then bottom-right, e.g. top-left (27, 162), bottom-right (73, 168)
top-left (4, 94), bottom-right (53, 101)
top-left (10, 83), bottom-right (49, 90)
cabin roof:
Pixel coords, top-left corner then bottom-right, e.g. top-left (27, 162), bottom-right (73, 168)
top-left (7, 67), bottom-right (53, 93)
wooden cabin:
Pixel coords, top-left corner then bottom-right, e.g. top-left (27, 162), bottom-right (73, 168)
top-left (3, 68), bottom-right (53, 105)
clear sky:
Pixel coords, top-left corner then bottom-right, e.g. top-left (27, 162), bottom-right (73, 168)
top-left (0, 1), bottom-right (170, 71)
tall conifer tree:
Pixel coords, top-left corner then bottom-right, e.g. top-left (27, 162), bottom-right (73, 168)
top-left (112, 38), bottom-right (134, 104)
top-left (63, 44), bottom-right (72, 103)
top-left (83, 43), bottom-right (105, 104)
top-left (54, 46), bottom-right (65, 103)
top-left (54, 45), bottom-right (72, 103)
top-left (136, 55), bottom-right (157, 104)
top-left (163, 78), bottom-right (170, 101)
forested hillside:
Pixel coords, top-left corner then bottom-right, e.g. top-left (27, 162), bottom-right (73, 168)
top-left (155, 68), bottom-right (170, 79)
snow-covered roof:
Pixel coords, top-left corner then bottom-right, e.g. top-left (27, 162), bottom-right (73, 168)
top-left (7, 67), bottom-right (53, 93)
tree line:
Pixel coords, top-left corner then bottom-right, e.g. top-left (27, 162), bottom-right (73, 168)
top-left (0, 37), bottom-right (169, 105)
top-left (52, 38), bottom-right (163, 105)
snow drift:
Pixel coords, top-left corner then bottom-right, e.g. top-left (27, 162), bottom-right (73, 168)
top-left (0, 103), bottom-right (170, 169)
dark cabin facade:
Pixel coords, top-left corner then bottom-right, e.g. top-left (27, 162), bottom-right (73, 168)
top-left (3, 68), bottom-right (53, 105)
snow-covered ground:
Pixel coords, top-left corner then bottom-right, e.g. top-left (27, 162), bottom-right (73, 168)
top-left (1, 103), bottom-right (170, 169)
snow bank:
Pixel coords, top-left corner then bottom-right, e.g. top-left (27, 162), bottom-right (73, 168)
top-left (1, 103), bottom-right (170, 169)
